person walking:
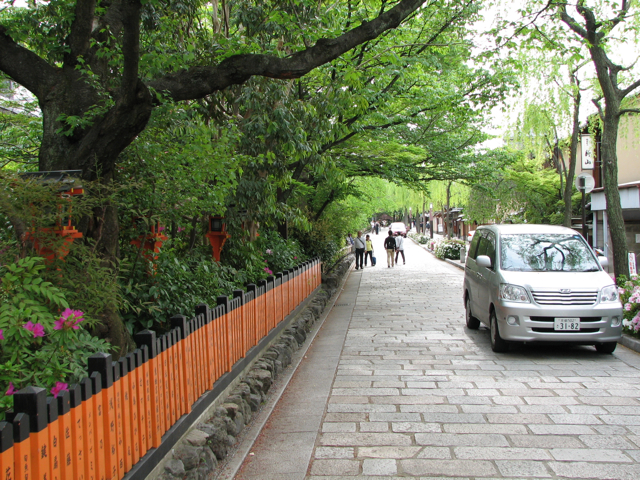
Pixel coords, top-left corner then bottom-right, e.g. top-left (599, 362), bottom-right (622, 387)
top-left (395, 232), bottom-right (406, 265)
top-left (375, 222), bottom-right (379, 235)
top-left (364, 234), bottom-right (374, 266)
top-left (384, 230), bottom-right (396, 268)
top-left (354, 231), bottom-right (365, 270)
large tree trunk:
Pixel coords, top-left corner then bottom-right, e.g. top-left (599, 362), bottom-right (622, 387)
top-left (601, 107), bottom-right (629, 279)
top-left (37, 77), bottom-right (151, 356)
top-left (563, 79), bottom-right (580, 228)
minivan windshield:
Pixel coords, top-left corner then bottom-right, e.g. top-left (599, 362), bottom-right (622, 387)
top-left (500, 234), bottom-right (600, 272)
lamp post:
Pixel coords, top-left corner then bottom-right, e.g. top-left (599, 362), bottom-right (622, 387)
top-left (429, 203), bottom-right (433, 239)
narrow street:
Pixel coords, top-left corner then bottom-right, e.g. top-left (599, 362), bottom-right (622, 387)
top-left (235, 230), bottom-right (640, 479)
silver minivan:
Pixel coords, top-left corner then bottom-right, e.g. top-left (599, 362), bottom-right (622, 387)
top-left (463, 224), bottom-right (623, 353)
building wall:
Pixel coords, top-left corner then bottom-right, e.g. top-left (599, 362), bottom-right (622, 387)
top-left (626, 221), bottom-right (640, 259)
top-left (617, 114), bottom-right (640, 184)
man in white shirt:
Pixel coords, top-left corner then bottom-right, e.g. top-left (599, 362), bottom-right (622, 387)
top-left (354, 231), bottom-right (366, 270)
top-left (395, 233), bottom-right (405, 265)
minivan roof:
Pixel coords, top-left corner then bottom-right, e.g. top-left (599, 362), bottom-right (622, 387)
top-left (478, 224), bottom-right (581, 235)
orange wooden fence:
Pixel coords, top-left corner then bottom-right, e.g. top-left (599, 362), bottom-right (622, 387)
top-left (0, 259), bottom-right (322, 480)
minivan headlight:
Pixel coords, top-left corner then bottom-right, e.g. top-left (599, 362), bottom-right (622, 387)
top-left (499, 284), bottom-right (530, 303)
top-left (600, 285), bottom-right (619, 303)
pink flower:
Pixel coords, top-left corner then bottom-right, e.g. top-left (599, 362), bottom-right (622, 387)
top-left (23, 321), bottom-right (45, 338)
top-left (51, 382), bottom-right (68, 398)
top-left (177, 226), bottom-right (185, 233)
top-left (5, 382), bottom-right (15, 396)
top-left (0, 329), bottom-right (3, 341)
top-left (158, 226), bottom-right (165, 232)
top-left (293, 256), bottom-right (297, 260)
top-left (264, 267), bottom-right (272, 275)
top-left (266, 249), bottom-right (273, 255)
top-left (54, 309), bottom-right (84, 331)
top-left (625, 303), bottom-right (632, 311)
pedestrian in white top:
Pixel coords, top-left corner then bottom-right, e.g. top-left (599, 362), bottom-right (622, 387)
top-left (354, 231), bottom-right (366, 270)
top-left (395, 233), bottom-right (405, 265)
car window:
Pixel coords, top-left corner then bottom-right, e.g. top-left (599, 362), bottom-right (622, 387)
top-left (485, 232), bottom-right (496, 267)
top-left (500, 233), bottom-right (600, 272)
top-left (468, 230), bottom-right (482, 259)
top-left (475, 233), bottom-right (489, 258)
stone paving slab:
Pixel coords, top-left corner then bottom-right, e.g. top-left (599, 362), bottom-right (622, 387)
top-left (235, 229), bottom-right (640, 478)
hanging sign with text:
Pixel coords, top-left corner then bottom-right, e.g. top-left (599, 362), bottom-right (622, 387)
top-left (581, 135), bottom-right (595, 170)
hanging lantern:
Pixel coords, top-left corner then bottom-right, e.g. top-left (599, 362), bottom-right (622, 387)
top-left (22, 170), bottom-right (84, 262)
top-left (205, 216), bottom-right (229, 262)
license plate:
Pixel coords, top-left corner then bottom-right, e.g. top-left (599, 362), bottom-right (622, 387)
top-left (554, 318), bottom-right (581, 331)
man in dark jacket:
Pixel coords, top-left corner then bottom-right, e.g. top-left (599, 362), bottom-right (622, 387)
top-left (384, 230), bottom-right (396, 268)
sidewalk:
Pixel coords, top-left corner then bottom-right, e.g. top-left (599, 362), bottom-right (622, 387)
top-left (232, 230), bottom-right (640, 479)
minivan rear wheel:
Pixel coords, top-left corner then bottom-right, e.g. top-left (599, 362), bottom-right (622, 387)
top-left (490, 309), bottom-right (509, 353)
top-left (465, 296), bottom-right (480, 329)
top-left (595, 342), bottom-right (617, 354)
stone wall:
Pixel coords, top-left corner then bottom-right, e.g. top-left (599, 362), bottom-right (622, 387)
top-left (153, 254), bottom-right (353, 480)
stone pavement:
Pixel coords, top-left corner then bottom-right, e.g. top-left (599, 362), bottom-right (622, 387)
top-left (234, 229), bottom-right (640, 479)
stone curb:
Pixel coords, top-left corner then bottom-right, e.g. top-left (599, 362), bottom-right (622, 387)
top-left (153, 255), bottom-right (354, 480)
top-left (620, 333), bottom-right (640, 353)
top-left (407, 235), bottom-right (465, 271)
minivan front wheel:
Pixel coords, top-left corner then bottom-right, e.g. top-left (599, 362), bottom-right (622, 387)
top-left (490, 310), bottom-right (509, 353)
top-left (465, 296), bottom-right (480, 329)
top-left (595, 342), bottom-right (617, 354)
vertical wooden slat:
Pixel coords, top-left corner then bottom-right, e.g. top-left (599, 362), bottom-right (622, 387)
top-left (46, 397), bottom-right (61, 480)
top-left (0, 421), bottom-right (14, 480)
top-left (88, 354), bottom-right (117, 480)
top-left (195, 304), bottom-right (214, 390)
top-left (133, 332), bottom-right (162, 448)
top-left (111, 363), bottom-right (124, 479)
top-left (170, 316), bottom-right (193, 415)
top-left (13, 387), bottom-right (51, 480)
top-left (117, 358), bottom-right (133, 474)
top-left (89, 372), bottom-right (105, 480)
top-left (9, 413), bottom-right (30, 480)
top-left (56, 390), bottom-right (72, 480)
top-left (67, 385), bottom-right (85, 480)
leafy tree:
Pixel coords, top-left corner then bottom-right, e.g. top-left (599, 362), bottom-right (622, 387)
top-left (511, 0), bottom-right (640, 279)
top-left (0, 0), bottom-right (431, 351)
top-left (465, 152), bottom-right (574, 225)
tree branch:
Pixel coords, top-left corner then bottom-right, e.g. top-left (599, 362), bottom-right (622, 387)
top-left (0, 26), bottom-right (59, 99)
top-left (607, 0), bottom-right (630, 30)
top-left (65, 0), bottom-right (97, 67)
top-left (621, 77), bottom-right (640, 98)
top-left (559, 5), bottom-right (588, 40)
top-left (148, 0), bottom-right (425, 101)
top-left (120, 0), bottom-right (142, 105)
top-left (619, 108), bottom-right (640, 116)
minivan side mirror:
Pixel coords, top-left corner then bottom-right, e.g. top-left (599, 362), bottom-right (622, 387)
top-left (597, 256), bottom-right (609, 269)
top-left (476, 255), bottom-right (492, 268)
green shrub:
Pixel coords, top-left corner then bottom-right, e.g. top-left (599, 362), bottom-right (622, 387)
top-left (121, 246), bottom-right (244, 335)
top-left (618, 275), bottom-right (640, 337)
top-left (409, 233), bottom-right (428, 245)
top-left (292, 219), bottom-right (340, 268)
top-left (0, 257), bottom-right (110, 419)
top-left (434, 238), bottom-right (465, 260)
top-left (255, 230), bottom-right (307, 274)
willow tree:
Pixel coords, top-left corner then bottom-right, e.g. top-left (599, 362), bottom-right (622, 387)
top-left (554, 0), bottom-right (640, 279)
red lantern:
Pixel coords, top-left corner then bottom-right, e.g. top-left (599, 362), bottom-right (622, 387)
top-left (22, 171), bottom-right (84, 263)
top-left (205, 216), bottom-right (229, 262)
top-left (130, 220), bottom-right (169, 266)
